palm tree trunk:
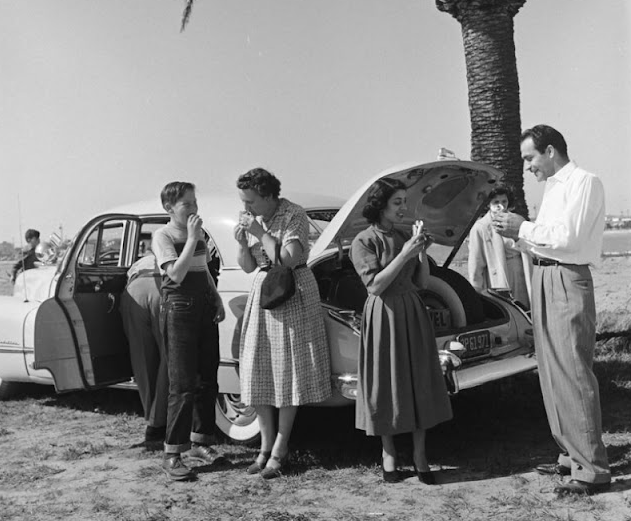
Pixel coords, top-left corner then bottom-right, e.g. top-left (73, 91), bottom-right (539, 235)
top-left (437, 1), bottom-right (528, 217)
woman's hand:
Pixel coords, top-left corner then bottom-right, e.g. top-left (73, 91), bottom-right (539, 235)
top-left (213, 299), bottom-right (226, 323)
top-left (401, 234), bottom-right (425, 260)
top-left (239, 211), bottom-right (266, 239)
top-left (233, 224), bottom-right (248, 244)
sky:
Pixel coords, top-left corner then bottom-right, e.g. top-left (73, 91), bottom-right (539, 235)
top-left (1, 0), bottom-right (629, 245)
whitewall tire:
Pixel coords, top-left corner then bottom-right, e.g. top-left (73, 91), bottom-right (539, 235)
top-left (215, 393), bottom-right (260, 445)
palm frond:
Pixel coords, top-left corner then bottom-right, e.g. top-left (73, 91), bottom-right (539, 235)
top-left (180, 0), bottom-right (195, 32)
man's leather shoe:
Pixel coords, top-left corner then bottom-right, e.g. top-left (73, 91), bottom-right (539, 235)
top-left (184, 443), bottom-right (219, 464)
top-left (535, 463), bottom-right (571, 476)
top-left (554, 479), bottom-right (611, 496)
top-left (162, 455), bottom-right (196, 481)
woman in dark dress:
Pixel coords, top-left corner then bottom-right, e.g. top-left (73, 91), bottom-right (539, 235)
top-left (350, 178), bottom-right (452, 484)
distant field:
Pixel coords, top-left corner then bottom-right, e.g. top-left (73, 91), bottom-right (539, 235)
top-left (603, 229), bottom-right (631, 253)
top-left (0, 261), bottom-right (13, 296)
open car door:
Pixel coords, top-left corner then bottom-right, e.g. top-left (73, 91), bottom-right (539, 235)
top-left (34, 214), bottom-right (140, 392)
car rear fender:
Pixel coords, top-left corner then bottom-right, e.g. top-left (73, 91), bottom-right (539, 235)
top-left (0, 296), bottom-right (40, 381)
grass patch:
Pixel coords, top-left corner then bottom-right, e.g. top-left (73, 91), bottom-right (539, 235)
top-left (59, 440), bottom-right (113, 461)
top-left (136, 464), bottom-right (163, 479)
top-left (18, 444), bottom-right (55, 461)
top-left (0, 464), bottom-right (64, 487)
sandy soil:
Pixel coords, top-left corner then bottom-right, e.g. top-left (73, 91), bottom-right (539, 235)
top-left (0, 258), bottom-right (630, 520)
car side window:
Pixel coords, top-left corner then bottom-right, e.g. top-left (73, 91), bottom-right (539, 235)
top-left (77, 221), bottom-right (126, 267)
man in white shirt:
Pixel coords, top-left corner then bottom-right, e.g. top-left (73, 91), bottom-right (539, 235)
top-left (493, 124), bottom-right (610, 496)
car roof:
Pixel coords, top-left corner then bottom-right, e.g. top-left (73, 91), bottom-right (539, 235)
top-left (105, 188), bottom-right (344, 267)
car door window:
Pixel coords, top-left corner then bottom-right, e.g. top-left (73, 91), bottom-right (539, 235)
top-left (77, 221), bottom-right (126, 267)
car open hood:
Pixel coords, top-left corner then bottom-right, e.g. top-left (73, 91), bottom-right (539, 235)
top-left (310, 160), bottom-right (505, 259)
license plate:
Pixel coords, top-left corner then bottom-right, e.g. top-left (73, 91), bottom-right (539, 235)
top-left (457, 330), bottom-right (491, 358)
top-left (429, 309), bottom-right (451, 332)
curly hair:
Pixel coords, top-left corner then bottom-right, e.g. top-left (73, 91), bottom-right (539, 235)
top-left (236, 168), bottom-right (281, 199)
top-left (160, 181), bottom-right (196, 210)
top-left (362, 178), bottom-right (408, 224)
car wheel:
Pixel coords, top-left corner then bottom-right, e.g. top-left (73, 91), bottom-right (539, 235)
top-left (422, 276), bottom-right (467, 329)
top-left (0, 378), bottom-right (20, 400)
top-left (214, 393), bottom-right (260, 446)
top-left (430, 266), bottom-right (486, 325)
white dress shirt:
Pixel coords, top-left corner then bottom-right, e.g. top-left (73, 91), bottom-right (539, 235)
top-left (518, 161), bottom-right (605, 266)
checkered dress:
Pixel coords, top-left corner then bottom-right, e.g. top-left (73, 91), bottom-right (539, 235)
top-left (239, 199), bottom-right (332, 407)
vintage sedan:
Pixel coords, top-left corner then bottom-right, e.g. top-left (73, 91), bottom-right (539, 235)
top-left (0, 160), bottom-right (537, 444)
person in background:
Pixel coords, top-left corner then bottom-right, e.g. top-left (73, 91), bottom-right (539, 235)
top-left (468, 185), bottom-right (532, 309)
top-left (120, 235), bottom-right (168, 449)
top-left (350, 178), bottom-right (452, 484)
top-left (152, 181), bottom-right (226, 481)
top-left (10, 229), bottom-right (40, 283)
top-left (494, 124), bottom-right (610, 496)
top-left (234, 168), bottom-right (331, 480)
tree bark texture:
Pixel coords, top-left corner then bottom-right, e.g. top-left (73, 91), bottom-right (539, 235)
top-left (437, 0), bottom-right (528, 217)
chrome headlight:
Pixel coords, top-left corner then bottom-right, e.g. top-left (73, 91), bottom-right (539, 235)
top-left (35, 241), bottom-right (59, 264)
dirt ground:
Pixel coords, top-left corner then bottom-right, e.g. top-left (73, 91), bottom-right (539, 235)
top-left (0, 258), bottom-right (630, 521)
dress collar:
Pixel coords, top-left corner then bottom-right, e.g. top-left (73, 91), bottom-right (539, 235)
top-left (260, 198), bottom-right (287, 225)
top-left (373, 223), bottom-right (395, 236)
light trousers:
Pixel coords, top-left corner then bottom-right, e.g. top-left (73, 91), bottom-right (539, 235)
top-left (531, 264), bottom-right (610, 484)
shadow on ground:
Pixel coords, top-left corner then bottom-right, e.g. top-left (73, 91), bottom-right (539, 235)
top-left (11, 349), bottom-right (631, 486)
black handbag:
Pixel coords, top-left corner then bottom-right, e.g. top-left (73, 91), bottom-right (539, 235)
top-left (259, 244), bottom-right (295, 310)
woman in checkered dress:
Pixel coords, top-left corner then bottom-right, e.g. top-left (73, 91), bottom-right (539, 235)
top-left (235, 168), bottom-right (331, 479)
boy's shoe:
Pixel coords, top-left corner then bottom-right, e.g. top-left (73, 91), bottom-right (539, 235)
top-left (162, 455), bottom-right (196, 481)
top-left (184, 443), bottom-right (220, 464)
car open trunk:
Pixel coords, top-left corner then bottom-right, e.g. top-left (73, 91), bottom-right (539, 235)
top-left (312, 249), bottom-right (510, 338)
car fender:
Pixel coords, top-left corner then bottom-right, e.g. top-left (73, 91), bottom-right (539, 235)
top-left (0, 296), bottom-right (40, 381)
top-left (12, 266), bottom-right (58, 303)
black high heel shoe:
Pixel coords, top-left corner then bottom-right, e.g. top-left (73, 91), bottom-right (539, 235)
top-left (246, 451), bottom-right (271, 475)
top-left (260, 453), bottom-right (290, 480)
top-left (382, 460), bottom-right (402, 483)
top-left (413, 464), bottom-right (436, 485)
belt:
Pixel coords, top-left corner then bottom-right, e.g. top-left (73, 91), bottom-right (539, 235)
top-left (128, 271), bottom-right (161, 283)
top-left (259, 263), bottom-right (308, 272)
top-left (532, 257), bottom-right (584, 267)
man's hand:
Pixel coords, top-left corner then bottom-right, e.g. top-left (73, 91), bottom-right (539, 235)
top-left (492, 211), bottom-right (525, 240)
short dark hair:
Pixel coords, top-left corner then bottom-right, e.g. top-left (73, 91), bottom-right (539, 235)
top-left (160, 182), bottom-right (196, 209)
top-left (236, 168), bottom-right (281, 199)
top-left (25, 229), bottom-right (40, 241)
top-left (487, 185), bottom-right (515, 208)
top-left (521, 124), bottom-right (568, 158)
top-left (362, 178), bottom-right (408, 224)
